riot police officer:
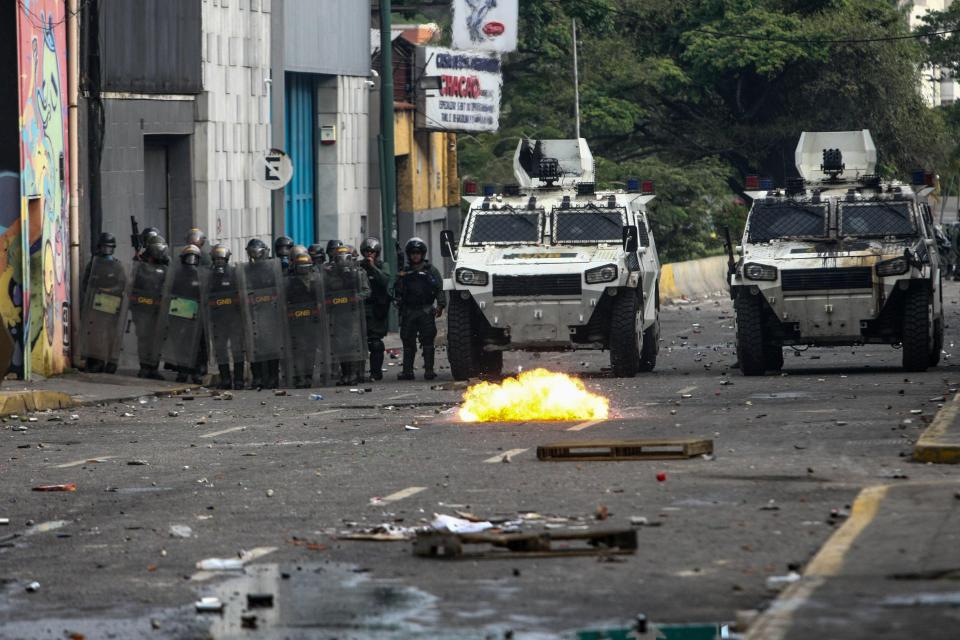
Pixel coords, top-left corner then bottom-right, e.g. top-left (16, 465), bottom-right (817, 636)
top-left (308, 243), bottom-right (326, 269)
top-left (185, 228), bottom-right (211, 266)
top-left (322, 245), bottom-right (368, 385)
top-left (242, 238), bottom-right (286, 388)
top-left (134, 227), bottom-right (160, 262)
top-left (284, 246), bottom-right (324, 388)
top-left (128, 237), bottom-right (170, 379)
top-left (274, 236), bottom-right (294, 271)
top-left (80, 232), bottom-right (127, 374)
top-left (395, 237), bottom-right (445, 380)
top-left (205, 244), bottom-right (245, 389)
top-left (359, 237), bottom-right (391, 380)
top-left (158, 245), bottom-right (206, 383)
top-left (325, 239), bottom-right (344, 263)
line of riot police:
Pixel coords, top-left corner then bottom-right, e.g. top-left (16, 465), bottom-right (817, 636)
top-left (79, 228), bottom-right (446, 388)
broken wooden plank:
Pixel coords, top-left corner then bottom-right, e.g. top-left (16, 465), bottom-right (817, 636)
top-left (413, 528), bottom-right (637, 559)
top-left (536, 438), bottom-right (713, 461)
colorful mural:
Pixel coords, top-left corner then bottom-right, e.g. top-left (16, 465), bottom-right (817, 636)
top-left (14, 0), bottom-right (70, 379)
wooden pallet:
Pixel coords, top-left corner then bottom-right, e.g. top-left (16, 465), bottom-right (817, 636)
top-left (414, 528), bottom-right (637, 559)
top-left (537, 438), bottom-right (713, 461)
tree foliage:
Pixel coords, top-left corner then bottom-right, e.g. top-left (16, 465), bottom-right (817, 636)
top-left (451, 0), bottom-right (951, 260)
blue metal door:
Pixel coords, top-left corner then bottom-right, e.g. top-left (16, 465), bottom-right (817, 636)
top-left (284, 73), bottom-right (315, 245)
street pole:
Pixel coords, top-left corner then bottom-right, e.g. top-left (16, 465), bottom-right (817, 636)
top-left (572, 18), bottom-right (580, 140)
top-left (380, 1), bottom-right (398, 279)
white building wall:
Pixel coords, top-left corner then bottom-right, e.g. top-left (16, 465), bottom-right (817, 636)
top-left (315, 75), bottom-right (371, 248)
top-left (907, 0), bottom-right (951, 107)
top-left (196, 0), bottom-right (274, 260)
top-left (336, 75), bottom-right (372, 247)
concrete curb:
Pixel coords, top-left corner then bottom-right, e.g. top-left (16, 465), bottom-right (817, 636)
top-left (660, 255), bottom-right (728, 302)
top-left (0, 382), bottom-right (199, 418)
top-left (913, 391), bottom-right (960, 464)
top-left (0, 390), bottom-right (75, 415)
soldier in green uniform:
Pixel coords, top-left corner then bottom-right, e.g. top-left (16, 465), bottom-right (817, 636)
top-left (359, 237), bottom-right (392, 380)
top-left (395, 237), bottom-right (445, 381)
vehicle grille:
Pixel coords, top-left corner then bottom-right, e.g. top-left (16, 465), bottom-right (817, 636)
top-left (781, 267), bottom-right (873, 291)
top-left (492, 274), bottom-right (582, 297)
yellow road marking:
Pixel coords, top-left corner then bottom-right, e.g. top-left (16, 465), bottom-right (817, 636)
top-left (567, 420), bottom-right (603, 432)
top-left (483, 448), bottom-right (528, 463)
top-left (199, 426), bottom-right (245, 438)
top-left (373, 486), bottom-right (426, 504)
top-left (55, 456), bottom-right (115, 468)
top-left (744, 484), bottom-right (890, 640)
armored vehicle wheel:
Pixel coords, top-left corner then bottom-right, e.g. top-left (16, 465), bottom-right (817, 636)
top-left (764, 342), bottom-right (784, 372)
top-left (609, 291), bottom-right (641, 377)
top-left (447, 294), bottom-right (481, 380)
top-left (930, 311), bottom-right (944, 367)
top-left (735, 293), bottom-right (766, 376)
top-left (902, 287), bottom-right (932, 372)
top-left (638, 319), bottom-right (659, 373)
top-left (479, 350), bottom-right (503, 379)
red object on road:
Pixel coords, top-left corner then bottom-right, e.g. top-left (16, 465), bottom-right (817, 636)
top-left (656, 472), bottom-right (667, 482)
top-left (32, 483), bottom-right (77, 492)
top-left (483, 21), bottom-right (505, 36)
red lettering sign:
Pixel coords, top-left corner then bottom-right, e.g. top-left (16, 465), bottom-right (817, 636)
top-left (483, 21), bottom-right (505, 36)
top-left (440, 75), bottom-right (481, 99)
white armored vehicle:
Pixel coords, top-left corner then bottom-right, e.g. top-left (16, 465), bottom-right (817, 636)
top-left (440, 138), bottom-right (661, 379)
top-left (730, 130), bottom-right (943, 375)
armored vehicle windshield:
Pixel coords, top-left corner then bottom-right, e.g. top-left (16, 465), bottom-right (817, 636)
top-left (747, 201), bottom-right (829, 242)
top-left (553, 206), bottom-right (626, 244)
top-left (465, 207), bottom-right (544, 245)
top-left (838, 201), bottom-right (915, 238)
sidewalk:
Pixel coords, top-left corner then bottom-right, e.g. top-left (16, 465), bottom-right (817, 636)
top-left (0, 372), bottom-right (197, 416)
top-left (914, 391), bottom-right (960, 463)
top-left (745, 480), bottom-right (960, 639)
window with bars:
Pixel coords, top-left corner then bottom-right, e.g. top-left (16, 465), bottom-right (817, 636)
top-left (464, 208), bottom-right (544, 245)
top-left (839, 202), bottom-right (915, 238)
top-left (747, 202), bottom-right (829, 243)
top-left (553, 207), bottom-right (626, 243)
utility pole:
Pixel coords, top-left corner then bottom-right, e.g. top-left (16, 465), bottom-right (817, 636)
top-left (572, 18), bottom-right (581, 140)
top-left (380, 0), bottom-right (398, 279)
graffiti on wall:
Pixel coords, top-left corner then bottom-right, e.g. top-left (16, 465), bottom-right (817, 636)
top-left (13, 0), bottom-right (69, 378)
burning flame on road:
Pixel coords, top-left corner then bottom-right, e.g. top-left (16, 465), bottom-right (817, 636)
top-left (459, 368), bottom-right (610, 423)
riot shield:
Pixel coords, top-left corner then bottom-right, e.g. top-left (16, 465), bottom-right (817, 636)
top-left (314, 263), bottom-right (367, 385)
top-left (157, 262), bottom-right (205, 369)
top-left (127, 261), bottom-right (167, 369)
top-left (239, 260), bottom-right (287, 364)
top-left (202, 265), bottom-right (244, 367)
top-left (283, 270), bottom-right (327, 386)
top-left (79, 256), bottom-right (128, 366)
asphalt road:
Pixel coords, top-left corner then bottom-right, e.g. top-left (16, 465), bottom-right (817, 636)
top-left (3, 284), bottom-right (960, 639)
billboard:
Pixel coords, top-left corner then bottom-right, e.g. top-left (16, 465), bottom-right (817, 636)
top-left (418, 47), bottom-right (502, 133)
top-left (452, 0), bottom-right (518, 53)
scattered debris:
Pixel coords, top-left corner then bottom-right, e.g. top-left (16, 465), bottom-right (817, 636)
top-left (595, 505), bottom-right (609, 521)
top-left (196, 557), bottom-right (244, 571)
top-left (127, 460), bottom-right (148, 466)
top-left (656, 472), bottom-right (667, 482)
top-left (339, 525), bottom-right (415, 542)
top-left (414, 528), bottom-right (637, 559)
top-left (309, 393), bottom-right (324, 401)
top-left (32, 483), bottom-right (77, 492)
top-left (432, 380), bottom-right (471, 390)
top-left (265, 489), bottom-right (274, 498)
top-left (288, 536), bottom-right (327, 551)
top-left (432, 513), bottom-right (494, 534)
top-left (169, 525), bottom-right (193, 538)
top-left (195, 596), bottom-right (224, 613)
top-left (25, 581), bottom-right (40, 592)
top-left (404, 425), bottom-right (420, 431)
top-left (537, 438), bottom-right (713, 462)
top-left (274, 390), bottom-right (287, 397)
top-left (766, 572), bottom-right (801, 591)
top-left (247, 593), bottom-right (274, 608)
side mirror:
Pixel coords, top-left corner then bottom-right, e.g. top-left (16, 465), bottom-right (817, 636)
top-left (440, 230), bottom-right (456, 258)
top-left (622, 225), bottom-right (639, 253)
